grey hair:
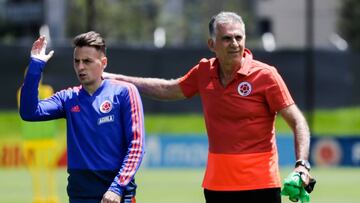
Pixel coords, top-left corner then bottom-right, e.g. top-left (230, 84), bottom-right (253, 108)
top-left (208, 12), bottom-right (245, 40)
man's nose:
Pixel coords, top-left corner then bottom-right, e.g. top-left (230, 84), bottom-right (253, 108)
top-left (77, 61), bottom-right (85, 70)
top-left (231, 38), bottom-right (239, 47)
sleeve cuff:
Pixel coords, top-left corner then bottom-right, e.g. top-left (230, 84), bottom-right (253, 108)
top-left (108, 182), bottom-right (125, 197)
top-left (28, 57), bottom-right (46, 75)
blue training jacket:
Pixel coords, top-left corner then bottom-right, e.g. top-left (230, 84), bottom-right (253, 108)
top-left (20, 58), bottom-right (145, 199)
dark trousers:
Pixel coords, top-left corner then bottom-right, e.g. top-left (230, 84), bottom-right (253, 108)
top-left (204, 188), bottom-right (281, 203)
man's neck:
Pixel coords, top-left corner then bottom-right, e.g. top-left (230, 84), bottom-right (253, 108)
top-left (218, 58), bottom-right (244, 87)
top-left (83, 80), bottom-right (104, 95)
top-left (218, 68), bottom-right (234, 87)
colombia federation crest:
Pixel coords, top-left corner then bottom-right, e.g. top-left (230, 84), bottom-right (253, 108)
top-left (237, 81), bottom-right (252, 96)
top-left (100, 100), bottom-right (113, 113)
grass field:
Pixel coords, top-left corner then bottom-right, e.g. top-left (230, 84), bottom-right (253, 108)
top-left (0, 167), bottom-right (359, 203)
top-left (1, 108), bottom-right (359, 202)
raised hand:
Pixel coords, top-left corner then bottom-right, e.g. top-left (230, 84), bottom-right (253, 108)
top-left (31, 36), bottom-right (54, 62)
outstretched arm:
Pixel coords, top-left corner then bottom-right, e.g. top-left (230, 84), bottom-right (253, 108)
top-left (103, 72), bottom-right (186, 101)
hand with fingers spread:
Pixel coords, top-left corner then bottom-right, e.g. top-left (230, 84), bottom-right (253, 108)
top-left (101, 190), bottom-right (121, 203)
top-left (31, 36), bottom-right (54, 62)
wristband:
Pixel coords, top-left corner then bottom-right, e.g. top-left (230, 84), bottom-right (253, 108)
top-left (295, 159), bottom-right (311, 171)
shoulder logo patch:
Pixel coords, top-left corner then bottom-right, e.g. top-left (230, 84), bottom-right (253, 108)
top-left (237, 82), bottom-right (252, 96)
top-left (100, 100), bottom-right (113, 113)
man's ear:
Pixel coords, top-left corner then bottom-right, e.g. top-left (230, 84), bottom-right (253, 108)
top-left (208, 38), bottom-right (215, 52)
top-left (101, 56), bottom-right (108, 69)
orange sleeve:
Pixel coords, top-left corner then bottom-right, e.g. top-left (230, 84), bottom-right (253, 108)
top-left (264, 67), bottom-right (294, 113)
top-left (179, 64), bottom-right (200, 98)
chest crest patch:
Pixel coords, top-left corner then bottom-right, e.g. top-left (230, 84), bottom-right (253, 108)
top-left (100, 100), bottom-right (113, 113)
top-left (237, 82), bottom-right (252, 96)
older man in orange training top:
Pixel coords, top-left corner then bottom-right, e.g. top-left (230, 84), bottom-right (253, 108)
top-left (104, 11), bottom-right (312, 203)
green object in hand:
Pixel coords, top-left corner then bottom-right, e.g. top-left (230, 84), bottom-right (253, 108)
top-left (281, 172), bottom-right (310, 203)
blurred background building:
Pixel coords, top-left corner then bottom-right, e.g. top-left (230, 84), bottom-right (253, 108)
top-left (256, 0), bottom-right (348, 50)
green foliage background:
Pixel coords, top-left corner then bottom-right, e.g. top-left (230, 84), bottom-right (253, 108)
top-left (66, 0), bottom-right (253, 47)
top-left (339, 0), bottom-right (360, 51)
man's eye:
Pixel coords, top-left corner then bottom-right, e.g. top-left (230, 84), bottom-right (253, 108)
top-left (235, 36), bottom-right (242, 41)
top-left (222, 36), bottom-right (232, 41)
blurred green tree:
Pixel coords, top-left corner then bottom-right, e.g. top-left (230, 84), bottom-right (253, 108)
top-left (339, 0), bottom-right (360, 51)
top-left (0, 0), bottom-right (253, 46)
top-left (66, 0), bottom-right (161, 46)
top-left (66, 0), bottom-right (252, 47)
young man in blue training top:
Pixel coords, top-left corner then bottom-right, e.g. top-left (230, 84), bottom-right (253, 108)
top-left (19, 31), bottom-right (145, 203)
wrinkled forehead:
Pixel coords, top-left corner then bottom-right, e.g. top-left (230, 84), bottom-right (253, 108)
top-left (216, 22), bottom-right (245, 36)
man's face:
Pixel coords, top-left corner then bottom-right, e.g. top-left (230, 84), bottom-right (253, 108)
top-left (73, 46), bottom-right (107, 87)
top-left (208, 22), bottom-right (246, 67)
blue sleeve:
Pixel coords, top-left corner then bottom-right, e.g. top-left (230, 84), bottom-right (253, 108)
top-left (109, 84), bottom-right (145, 196)
top-left (19, 58), bottom-right (65, 121)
